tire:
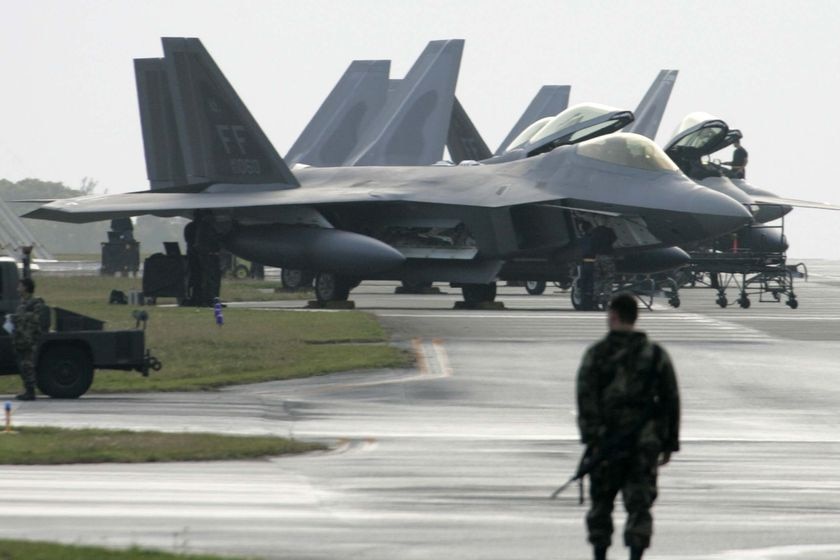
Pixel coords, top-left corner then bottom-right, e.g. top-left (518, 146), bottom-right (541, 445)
top-left (525, 280), bottom-right (546, 296)
top-left (36, 345), bottom-right (94, 399)
top-left (461, 283), bottom-right (497, 305)
top-left (738, 296), bottom-right (751, 309)
top-left (571, 282), bottom-right (596, 311)
top-left (787, 297), bottom-right (799, 309)
top-left (314, 273), bottom-right (351, 303)
top-left (668, 297), bottom-right (681, 308)
top-left (233, 264), bottom-right (250, 280)
top-left (716, 295), bottom-right (728, 308)
top-left (281, 268), bottom-right (314, 290)
top-left (401, 280), bottom-right (433, 293)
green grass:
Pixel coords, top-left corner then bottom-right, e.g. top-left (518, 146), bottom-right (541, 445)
top-left (0, 539), bottom-right (253, 559)
top-left (0, 426), bottom-right (324, 465)
top-left (0, 275), bottom-right (411, 394)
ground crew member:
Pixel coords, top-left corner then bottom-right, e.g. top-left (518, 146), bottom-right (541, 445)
top-left (576, 293), bottom-right (680, 560)
top-left (724, 138), bottom-right (748, 179)
top-left (11, 278), bottom-right (46, 401)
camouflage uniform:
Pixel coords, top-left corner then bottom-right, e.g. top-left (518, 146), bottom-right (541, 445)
top-left (593, 255), bottom-right (616, 309)
top-left (11, 295), bottom-right (46, 390)
top-left (576, 330), bottom-right (680, 551)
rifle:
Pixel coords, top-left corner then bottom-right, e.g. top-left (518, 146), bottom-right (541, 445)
top-left (551, 345), bottom-right (661, 502)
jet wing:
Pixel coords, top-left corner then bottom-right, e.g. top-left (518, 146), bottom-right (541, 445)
top-left (750, 195), bottom-right (840, 211)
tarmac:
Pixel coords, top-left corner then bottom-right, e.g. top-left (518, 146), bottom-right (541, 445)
top-left (2, 260), bottom-right (840, 559)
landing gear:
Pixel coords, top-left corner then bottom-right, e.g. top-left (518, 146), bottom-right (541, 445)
top-left (314, 272), bottom-right (352, 303)
top-left (461, 282), bottom-right (497, 306)
top-left (400, 280), bottom-right (433, 293)
top-left (737, 294), bottom-right (751, 309)
top-left (716, 295), bottom-right (728, 308)
top-left (524, 280), bottom-right (546, 295)
top-left (281, 268), bottom-right (314, 290)
top-left (668, 296), bottom-right (681, 308)
top-left (787, 295), bottom-right (798, 309)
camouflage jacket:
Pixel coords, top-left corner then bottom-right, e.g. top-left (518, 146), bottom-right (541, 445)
top-left (11, 296), bottom-right (46, 350)
top-left (576, 330), bottom-right (680, 453)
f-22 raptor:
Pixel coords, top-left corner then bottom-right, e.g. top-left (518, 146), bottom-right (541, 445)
top-left (27, 38), bottom-right (752, 306)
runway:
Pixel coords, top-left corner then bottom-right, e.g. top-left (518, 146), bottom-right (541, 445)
top-left (2, 261), bottom-right (840, 559)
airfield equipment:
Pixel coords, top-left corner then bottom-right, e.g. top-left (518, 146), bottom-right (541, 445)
top-left (0, 260), bottom-right (160, 397)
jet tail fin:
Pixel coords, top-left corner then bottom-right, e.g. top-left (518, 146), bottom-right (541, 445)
top-left (446, 96), bottom-right (492, 163)
top-left (134, 58), bottom-right (190, 189)
top-left (346, 39), bottom-right (464, 166)
top-left (286, 60), bottom-right (390, 167)
top-left (624, 70), bottom-right (678, 140)
top-left (161, 37), bottom-right (299, 188)
top-left (495, 86), bottom-right (571, 155)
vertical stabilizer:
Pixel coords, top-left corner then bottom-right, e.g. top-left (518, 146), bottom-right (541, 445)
top-left (447, 96), bottom-right (492, 163)
top-left (495, 85), bottom-right (571, 155)
top-left (162, 37), bottom-right (298, 187)
top-left (624, 70), bottom-right (678, 140)
top-left (286, 60), bottom-right (390, 167)
top-left (345, 39), bottom-right (464, 166)
top-left (134, 58), bottom-right (189, 189)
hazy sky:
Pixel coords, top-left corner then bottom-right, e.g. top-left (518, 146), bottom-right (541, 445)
top-left (2, 0), bottom-right (839, 258)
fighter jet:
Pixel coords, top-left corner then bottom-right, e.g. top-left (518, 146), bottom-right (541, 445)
top-left (663, 112), bottom-right (840, 254)
top-left (26, 38), bottom-right (752, 307)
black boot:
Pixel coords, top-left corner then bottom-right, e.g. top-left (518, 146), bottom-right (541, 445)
top-left (594, 545), bottom-right (607, 560)
top-left (629, 546), bottom-right (644, 560)
top-left (15, 385), bottom-right (35, 401)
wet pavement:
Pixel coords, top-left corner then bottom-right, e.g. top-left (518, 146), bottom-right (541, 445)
top-left (2, 261), bottom-right (840, 559)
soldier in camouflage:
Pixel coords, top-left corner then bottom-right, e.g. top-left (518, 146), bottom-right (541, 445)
top-left (11, 278), bottom-right (46, 401)
top-left (576, 292), bottom-right (680, 560)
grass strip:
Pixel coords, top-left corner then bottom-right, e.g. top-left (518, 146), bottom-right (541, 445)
top-left (0, 539), bottom-right (251, 559)
top-left (0, 275), bottom-right (411, 394)
top-left (0, 426), bottom-right (325, 465)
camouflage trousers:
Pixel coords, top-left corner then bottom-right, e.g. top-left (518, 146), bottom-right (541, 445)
top-left (586, 447), bottom-right (659, 550)
top-left (14, 346), bottom-right (36, 388)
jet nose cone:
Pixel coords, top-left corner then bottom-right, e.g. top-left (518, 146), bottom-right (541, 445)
top-left (687, 187), bottom-right (754, 238)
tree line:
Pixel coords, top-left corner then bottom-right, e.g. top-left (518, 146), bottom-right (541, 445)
top-left (0, 178), bottom-right (186, 255)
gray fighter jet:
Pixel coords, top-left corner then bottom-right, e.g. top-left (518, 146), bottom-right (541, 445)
top-left (27, 38), bottom-right (752, 306)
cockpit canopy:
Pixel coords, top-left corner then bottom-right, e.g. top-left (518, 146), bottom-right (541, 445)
top-left (577, 133), bottom-right (680, 172)
top-left (503, 103), bottom-right (635, 157)
top-left (504, 117), bottom-right (553, 152)
top-left (665, 112), bottom-right (729, 155)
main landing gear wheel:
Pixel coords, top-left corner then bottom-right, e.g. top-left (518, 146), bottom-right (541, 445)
top-left (571, 283), bottom-right (599, 311)
top-left (233, 264), bottom-right (250, 280)
top-left (716, 295), bottom-right (728, 308)
top-left (787, 296), bottom-right (799, 309)
top-left (461, 283), bottom-right (497, 305)
top-left (314, 272), bottom-right (351, 303)
top-left (668, 296), bottom-right (681, 308)
top-left (738, 295), bottom-right (751, 309)
top-left (401, 280), bottom-right (433, 293)
top-left (525, 280), bottom-right (546, 295)
top-left (281, 268), bottom-right (314, 290)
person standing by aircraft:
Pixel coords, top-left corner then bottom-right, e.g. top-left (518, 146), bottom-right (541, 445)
top-left (724, 138), bottom-right (748, 179)
top-left (575, 293), bottom-right (680, 560)
top-left (10, 278), bottom-right (46, 401)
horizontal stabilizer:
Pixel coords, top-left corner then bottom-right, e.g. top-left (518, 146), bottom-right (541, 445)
top-left (287, 60), bottom-right (390, 167)
top-left (162, 37), bottom-right (299, 188)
